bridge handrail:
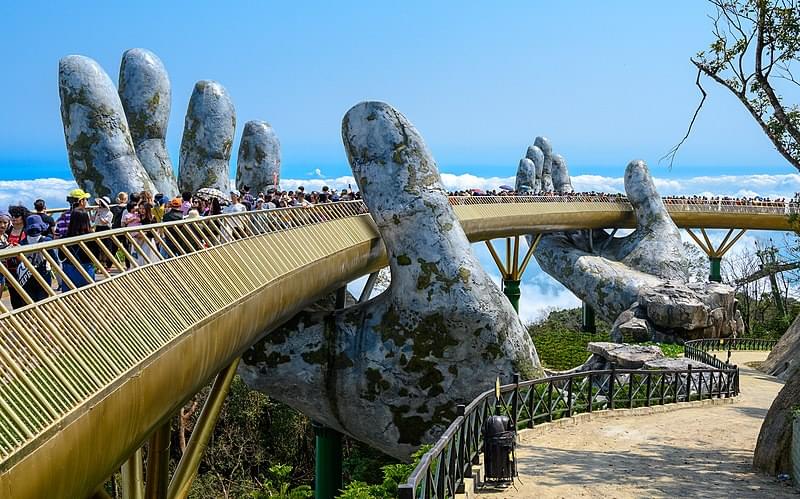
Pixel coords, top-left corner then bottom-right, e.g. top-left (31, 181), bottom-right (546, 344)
top-left (0, 201), bottom-right (371, 315)
top-left (0, 199), bottom-right (370, 464)
top-left (398, 338), bottom-right (777, 499)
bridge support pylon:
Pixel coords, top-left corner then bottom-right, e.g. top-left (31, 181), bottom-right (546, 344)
top-left (485, 234), bottom-right (542, 313)
top-left (686, 228), bottom-right (747, 283)
top-left (581, 302), bottom-right (596, 333)
top-left (313, 422), bottom-right (343, 499)
top-left (167, 359), bottom-right (241, 498)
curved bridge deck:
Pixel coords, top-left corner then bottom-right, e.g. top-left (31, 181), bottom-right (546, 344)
top-left (0, 197), bottom-right (793, 497)
top-left (478, 352), bottom-right (792, 498)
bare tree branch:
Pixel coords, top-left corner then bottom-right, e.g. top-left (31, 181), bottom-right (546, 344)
top-left (660, 67), bottom-right (708, 168)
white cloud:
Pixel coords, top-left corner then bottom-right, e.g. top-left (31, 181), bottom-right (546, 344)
top-left (0, 178), bottom-right (78, 212)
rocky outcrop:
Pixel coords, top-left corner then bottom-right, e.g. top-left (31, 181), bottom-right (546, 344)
top-left (236, 120), bottom-right (281, 194)
top-left (761, 314), bottom-right (800, 381)
top-left (754, 368), bottom-right (799, 476)
top-left (118, 48), bottom-right (178, 197)
top-left (586, 342), bottom-right (664, 368)
top-left (59, 55), bottom-right (156, 197)
top-left (611, 282), bottom-right (744, 343)
top-left (523, 140), bottom-right (743, 343)
top-left (552, 342), bottom-right (714, 376)
top-left (239, 101), bottom-right (542, 459)
top-left (178, 81), bottom-right (236, 194)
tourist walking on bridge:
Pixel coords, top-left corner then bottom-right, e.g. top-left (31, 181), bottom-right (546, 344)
top-left (60, 211), bottom-right (95, 290)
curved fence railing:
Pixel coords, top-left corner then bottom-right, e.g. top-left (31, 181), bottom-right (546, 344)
top-left (398, 338), bottom-right (777, 499)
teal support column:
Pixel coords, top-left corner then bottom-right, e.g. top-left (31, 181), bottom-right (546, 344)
top-left (581, 302), bottom-right (596, 333)
top-left (709, 256), bottom-right (722, 283)
top-left (313, 422), bottom-right (342, 499)
top-left (503, 279), bottom-right (521, 312)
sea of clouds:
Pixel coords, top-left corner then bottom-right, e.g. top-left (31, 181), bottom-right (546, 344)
top-left (5, 172), bottom-right (797, 323)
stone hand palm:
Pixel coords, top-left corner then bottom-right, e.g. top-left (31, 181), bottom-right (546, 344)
top-left (518, 138), bottom-right (742, 341)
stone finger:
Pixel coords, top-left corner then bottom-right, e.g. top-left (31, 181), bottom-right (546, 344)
top-left (515, 158), bottom-right (536, 194)
top-left (534, 136), bottom-right (554, 192)
top-left (119, 48), bottom-right (178, 197)
top-left (552, 153), bottom-right (574, 193)
top-left (178, 80), bottom-right (236, 194)
top-left (59, 55), bottom-right (156, 197)
top-left (525, 145), bottom-right (544, 193)
top-left (236, 120), bottom-right (281, 195)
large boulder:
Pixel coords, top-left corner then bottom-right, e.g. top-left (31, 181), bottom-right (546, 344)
top-left (761, 314), bottom-right (800, 381)
top-left (754, 368), bottom-right (799, 476)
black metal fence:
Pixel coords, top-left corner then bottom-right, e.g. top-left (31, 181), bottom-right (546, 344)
top-left (397, 338), bottom-right (777, 499)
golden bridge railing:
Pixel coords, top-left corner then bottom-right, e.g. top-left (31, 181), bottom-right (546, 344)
top-left (0, 200), bottom-right (369, 465)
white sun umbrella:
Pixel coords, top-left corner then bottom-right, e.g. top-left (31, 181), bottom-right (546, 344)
top-left (194, 187), bottom-right (231, 205)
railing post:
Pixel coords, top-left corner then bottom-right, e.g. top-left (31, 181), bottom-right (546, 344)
top-left (673, 371), bottom-right (679, 403)
top-left (734, 365), bottom-right (740, 395)
top-left (609, 364), bottom-right (616, 410)
top-left (566, 376), bottom-right (574, 417)
top-left (645, 372), bottom-right (652, 407)
top-left (659, 373), bottom-right (665, 405)
top-left (686, 365), bottom-right (693, 402)
top-left (458, 404), bottom-right (470, 482)
top-left (628, 371), bottom-right (634, 408)
top-left (511, 373), bottom-right (520, 430)
top-left (587, 373), bottom-right (594, 413)
top-left (546, 380), bottom-right (554, 422)
top-left (398, 485), bottom-right (414, 499)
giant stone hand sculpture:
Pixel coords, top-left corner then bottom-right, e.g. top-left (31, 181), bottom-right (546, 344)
top-left (519, 138), bottom-right (743, 342)
top-left (239, 102), bottom-right (542, 459)
top-left (59, 49), bottom-right (270, 199)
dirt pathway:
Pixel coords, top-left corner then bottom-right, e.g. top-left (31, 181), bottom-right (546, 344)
top-left (477, 352), bottom-right (797, 498)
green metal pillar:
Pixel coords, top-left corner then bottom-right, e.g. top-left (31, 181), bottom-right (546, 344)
top-left (709, 256), bottom-right (722, 283)
top-left (313, 422), bottom-right (342, 499)
top-left (581, 302), bottom-right (596, 333)
top-left (503, 279), bottom-right (521, 312)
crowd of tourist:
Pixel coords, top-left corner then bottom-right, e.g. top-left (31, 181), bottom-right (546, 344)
top-left (448, 188), bottom-right (793, 206)
top-left (0, 181), bottom-right (794, 310)
top-left (0, 184), bottom-right (362, 309)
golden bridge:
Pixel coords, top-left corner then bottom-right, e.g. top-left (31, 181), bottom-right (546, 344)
top-left (0, 196), bottom-right (792, 498)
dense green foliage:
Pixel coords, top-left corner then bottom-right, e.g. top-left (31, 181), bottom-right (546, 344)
top-left (527, 308), bottom-right (611, 370)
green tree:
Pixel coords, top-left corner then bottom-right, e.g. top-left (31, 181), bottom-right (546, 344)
top-left (667, 0), bottom-right (800, 169)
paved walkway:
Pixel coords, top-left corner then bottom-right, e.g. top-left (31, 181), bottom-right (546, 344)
top-left (477, 352), bottom-right (798, 498)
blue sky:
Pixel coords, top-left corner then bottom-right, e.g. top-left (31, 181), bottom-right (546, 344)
top-left (0, 1), bottom-right (797, 180)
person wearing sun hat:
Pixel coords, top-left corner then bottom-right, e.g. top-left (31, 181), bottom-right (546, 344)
top-left (55, 187), bottom-right (91, 239)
